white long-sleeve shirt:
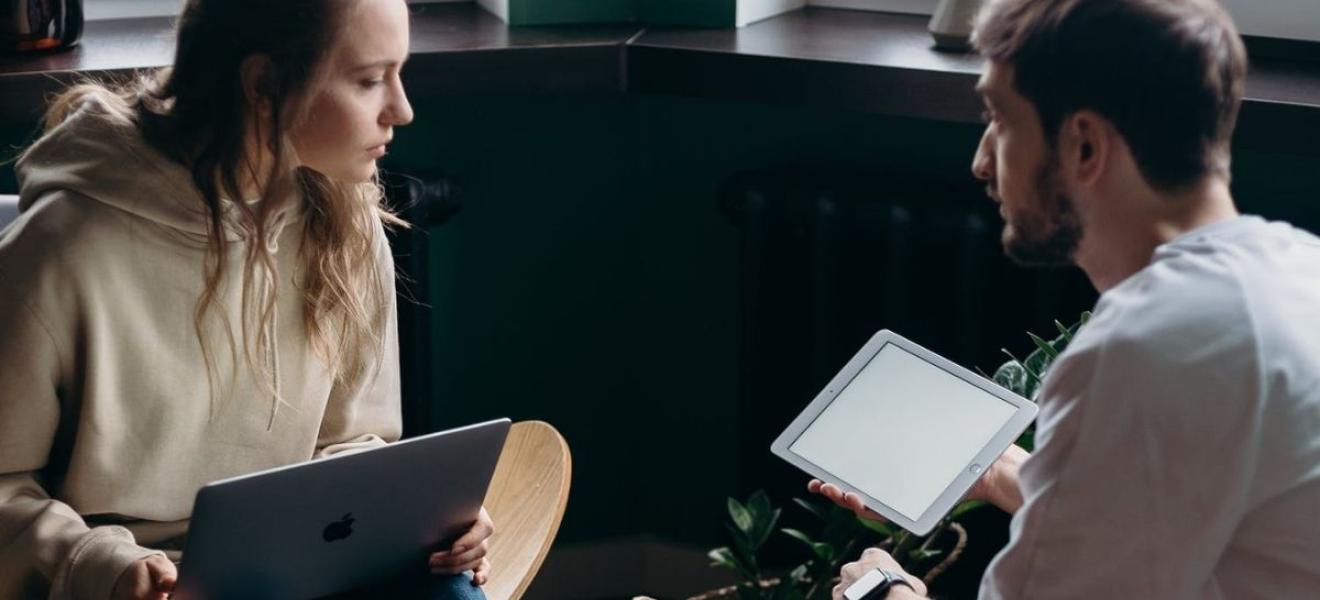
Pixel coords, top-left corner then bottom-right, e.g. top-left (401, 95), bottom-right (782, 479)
top-left (981, 216), bottom-right (1320, 599)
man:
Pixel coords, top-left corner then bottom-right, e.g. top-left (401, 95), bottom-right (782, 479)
top-left (813, 0), bottom-right (1320, 598)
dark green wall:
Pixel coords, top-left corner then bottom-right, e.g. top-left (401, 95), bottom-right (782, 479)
top-left (509, 0), bottom-right (635, 25)
top-left (372, 91), bottom-right (1320, 549)
top-left (378, 92), bottom-right (1000, 545)
top-left (499, 0), bottom-right (737, 26)
top-left (4, 91), bottom-right (1319, 550)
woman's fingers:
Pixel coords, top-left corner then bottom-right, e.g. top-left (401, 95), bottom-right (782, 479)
top-left (472, 557), bottom-right (491, 585)
top-left (448, 508), bottom-right (495, 553)
top-left (146, 556), bottom-right (177, 593)
top-left (430, 540), bottom-right (489, 574)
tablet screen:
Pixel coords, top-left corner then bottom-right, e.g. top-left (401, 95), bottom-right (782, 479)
top-left (788, 342), bottom-right (1016, 520)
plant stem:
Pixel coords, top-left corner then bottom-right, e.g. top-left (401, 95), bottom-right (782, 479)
top-left (917, 521), bottom-right (947, 554)
top-left (893, 531), bottom-right (921, 564)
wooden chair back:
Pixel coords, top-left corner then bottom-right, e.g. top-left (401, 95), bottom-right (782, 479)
top-left (481, 421), bottom-right (572, 600)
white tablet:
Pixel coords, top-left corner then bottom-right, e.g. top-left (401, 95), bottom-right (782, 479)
top-left (771, 329), bottom-right (1037, 535)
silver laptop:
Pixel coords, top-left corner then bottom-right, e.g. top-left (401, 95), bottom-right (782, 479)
top-left (173, 418), bottom-right (510, 599)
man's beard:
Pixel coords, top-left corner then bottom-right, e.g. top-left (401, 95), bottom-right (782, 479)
top-left (1002, 151), bottom-right (1083, 266)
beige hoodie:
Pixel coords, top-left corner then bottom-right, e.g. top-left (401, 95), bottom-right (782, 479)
top-left (0, 95), bottom-right (402, 599)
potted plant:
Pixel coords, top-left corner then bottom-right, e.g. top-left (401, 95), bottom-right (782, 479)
top-left (988, 312), bottom-right (1090, 450)
top-left (690, 490), bottom-right (976, 600)
top-left (673, 313), bottom-right (1091, 600)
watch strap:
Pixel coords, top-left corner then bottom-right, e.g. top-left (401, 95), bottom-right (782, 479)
top-left (843, 568), bottom-right (916, 600)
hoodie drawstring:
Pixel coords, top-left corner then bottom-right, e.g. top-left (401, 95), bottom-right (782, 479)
top-left (262, 217), bottom-right (287, 431)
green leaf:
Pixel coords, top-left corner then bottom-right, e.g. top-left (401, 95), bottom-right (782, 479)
top-left (993, 361), bottom-right (1029, 397)
top-left (751, 507), bottom-right (782, 549)
top-left (709, 546), bottom-right (759, 583)
top-left (728, 497), bottom-right (753, 534)
top-left (1054, 319), bottom-right (1072, 341)
top-left (749, 489), bottom-right (773, 520)
top-left (855, 515), bottom-right (894, 537)
top-left (708, 547), bottom-right (740, 571)
top-left (781, 527), bottom-right (817, 548)
top-left (723, 523), bottom-right (759, 572)
top-left (1016, 426), bottom-right (1036, 452)
top-left (821, 505), bottom-right (862, 546)
top-left (782, 528), bottom-right (834, 561)
top-left (1027, 332), bottom-right (1060, 360)
top-left (792, 497), bottom-right (825, 520)
top-left (812, 542), bottom-right (835, 562)
top-left (908, 548), bottom-right (944, 562)
top-left (949, 500), bottom-right (987, 520)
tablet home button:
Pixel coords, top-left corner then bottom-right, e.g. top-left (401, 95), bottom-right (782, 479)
top-left (970, 464), bottom-right (983, 474)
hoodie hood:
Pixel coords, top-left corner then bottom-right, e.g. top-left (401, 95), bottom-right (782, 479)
top-left (15, 92), bottom-right (303, 429)
top-left (16, 93), bottom-right (298, 242)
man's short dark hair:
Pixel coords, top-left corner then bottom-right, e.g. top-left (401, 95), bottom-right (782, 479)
top-left (973, 0), bottom-right (1247, 191)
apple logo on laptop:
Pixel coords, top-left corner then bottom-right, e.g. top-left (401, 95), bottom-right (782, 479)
top-left (322, 513), bottom-right (355, 542)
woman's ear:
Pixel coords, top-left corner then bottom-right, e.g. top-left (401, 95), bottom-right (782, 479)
top-left (239, 54), bottom-right (276, 116)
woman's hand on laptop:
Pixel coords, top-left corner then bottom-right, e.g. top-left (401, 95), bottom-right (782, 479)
top-left (112, 554), bottom-right (176, 600)
top-left (429, 506), bottom-right (495, 584)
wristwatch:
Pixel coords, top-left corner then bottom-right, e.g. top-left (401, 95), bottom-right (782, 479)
top-left (842, 568), bottom-right (916, 600)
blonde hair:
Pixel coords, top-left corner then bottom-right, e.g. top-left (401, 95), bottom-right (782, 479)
top-left (38, 0), bottom-right (405, 416)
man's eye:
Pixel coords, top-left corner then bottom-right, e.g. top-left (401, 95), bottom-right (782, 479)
top-left (981, 109), bottom-right (994, 124)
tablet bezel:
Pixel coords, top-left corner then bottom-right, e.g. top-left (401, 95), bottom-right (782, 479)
top-left (770, 329), bottom-right (1038, 535)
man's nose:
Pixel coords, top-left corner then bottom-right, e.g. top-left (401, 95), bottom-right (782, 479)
top-left (972, 129), bottom-right (994, 182)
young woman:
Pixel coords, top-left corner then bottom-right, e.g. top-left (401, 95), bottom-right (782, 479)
top-left (0, 1), bottom-right (491, 598)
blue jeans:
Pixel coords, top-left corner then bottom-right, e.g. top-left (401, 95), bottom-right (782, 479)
top-left (327, 572), bottom-right (487, 600)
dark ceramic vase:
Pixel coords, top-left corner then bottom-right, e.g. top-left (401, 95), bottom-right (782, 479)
top-left (2, 0), bottom-right (84, 54)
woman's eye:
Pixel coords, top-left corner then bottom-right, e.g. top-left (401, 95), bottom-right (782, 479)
top-left (360, 79), bottom-right (385, 89)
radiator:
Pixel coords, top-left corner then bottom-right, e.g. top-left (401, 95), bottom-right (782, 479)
top-left (718, 166), bottom-right (1096, 496)
top-left (382, 170), bottom-right (462, 439)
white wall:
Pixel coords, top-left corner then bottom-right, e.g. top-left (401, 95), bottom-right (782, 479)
top-left (739, 0), bottom-right (809, 27)
top-left (474, 0), bottom-right (508, 23)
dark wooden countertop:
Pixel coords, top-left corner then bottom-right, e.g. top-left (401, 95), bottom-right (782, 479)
top-left (2, 3), bottom-right (1317, 154)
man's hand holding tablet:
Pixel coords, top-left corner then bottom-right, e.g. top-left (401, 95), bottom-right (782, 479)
top-left (770, 330), bottom-right (1038, 536)
top-left (808, 444), bottom-right (1031, 518)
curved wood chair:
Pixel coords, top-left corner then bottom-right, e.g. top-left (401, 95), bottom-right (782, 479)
top-left (481, 420), bottom-right (572, 600)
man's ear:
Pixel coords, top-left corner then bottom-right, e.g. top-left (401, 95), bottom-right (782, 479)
top-left (1061, 110), bottom-right (1110, 187)
top-left (239, 54), bottom-right (275, 116)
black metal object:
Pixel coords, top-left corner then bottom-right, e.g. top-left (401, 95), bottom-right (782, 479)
top-left (381, 170), bottom-right (462, 438)
top-left (1, 0), bottom-right (82, 54)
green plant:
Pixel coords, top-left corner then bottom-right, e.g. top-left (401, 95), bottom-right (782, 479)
top-left (703, 313), bottom-right (1093, 599)
top-left (704, 491), bottom-right (974, 600)
top-left (989, 312), bottom-right (1090, 450)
